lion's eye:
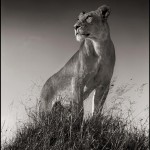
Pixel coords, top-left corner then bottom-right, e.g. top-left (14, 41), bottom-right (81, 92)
top-left (86, 16), bottom-right (93, 23)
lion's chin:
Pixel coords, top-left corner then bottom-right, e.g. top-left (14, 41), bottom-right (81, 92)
top-left (76, 35), bottom-right (85, 42)
top-left (76, 34), bottom-right (89, 42)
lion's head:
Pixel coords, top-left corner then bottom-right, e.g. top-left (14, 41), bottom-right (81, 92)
top-left (74, 5), bottom-right (111, 42)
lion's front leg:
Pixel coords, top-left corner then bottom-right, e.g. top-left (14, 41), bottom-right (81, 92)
top-left (72, 79), bottom-right (84, 118)
top-left (93, 84), bottom-right (110, 114)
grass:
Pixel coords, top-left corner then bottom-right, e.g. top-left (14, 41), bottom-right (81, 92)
top-left (2, 100), bottom-right (149, 150)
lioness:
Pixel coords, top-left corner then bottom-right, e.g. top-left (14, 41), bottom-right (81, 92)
top-left (39, 5), bottom-right (115, 116)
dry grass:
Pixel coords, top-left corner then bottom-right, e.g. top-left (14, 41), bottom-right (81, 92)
top-left (2, 100), bottom-right (149, 150)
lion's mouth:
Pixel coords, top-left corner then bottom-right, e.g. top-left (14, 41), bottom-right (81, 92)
top-left (76, 33), bottom-right (90, 37)
top-left (82, 33), bottom-right (90, 36)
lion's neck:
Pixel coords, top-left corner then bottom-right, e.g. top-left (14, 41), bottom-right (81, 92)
top-left (84, 36), bottom-right (110, 56)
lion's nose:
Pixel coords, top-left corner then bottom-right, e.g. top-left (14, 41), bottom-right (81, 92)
top-left (74, 25), bottom-right (80, 30)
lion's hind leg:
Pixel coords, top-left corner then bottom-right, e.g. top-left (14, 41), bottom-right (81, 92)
top-left (39, 84), bottom-right (55, 118)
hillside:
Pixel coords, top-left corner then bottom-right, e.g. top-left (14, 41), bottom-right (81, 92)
top-left (2, 100), bottom-right (149, 150)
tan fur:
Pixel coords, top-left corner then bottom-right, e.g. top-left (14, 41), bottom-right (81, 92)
top-left (39, 5), bottom-right (115, 116)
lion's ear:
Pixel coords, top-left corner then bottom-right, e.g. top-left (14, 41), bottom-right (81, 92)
top-left (96, 5), bottom-right (111, 20)
top-left (78, 11), bottom-right (86, 20)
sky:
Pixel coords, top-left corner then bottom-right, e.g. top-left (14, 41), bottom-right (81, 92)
top-left (1, 0), bottom-right (149, 141)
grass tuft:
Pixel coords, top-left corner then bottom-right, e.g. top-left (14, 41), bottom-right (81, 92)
top-left (2, 101), bottom-right (149, 150)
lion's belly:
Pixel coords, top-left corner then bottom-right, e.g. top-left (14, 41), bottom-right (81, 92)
top-left (51, 75), bottom-right (74, 107)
